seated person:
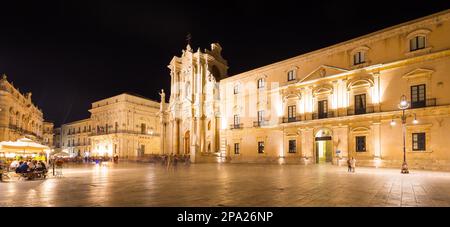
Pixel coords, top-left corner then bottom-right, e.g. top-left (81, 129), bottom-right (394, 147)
top-left (10, 160), bottom-right (20, 171)
top-left (36, 161), bottom-right (47, 172)
top-left (16, 162), bottom-right (29, 173)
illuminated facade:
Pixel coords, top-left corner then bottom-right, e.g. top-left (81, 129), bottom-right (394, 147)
top-left (60, 93), bottom-right (162, 159)
top-left (61, 119), bottom-right (92, 157)
top-left (42, 121), bottom-right (54, 147)
top-left (160, 10), bottom-right (450, 170)
top-left (0, 74), bottom-right (46, 143)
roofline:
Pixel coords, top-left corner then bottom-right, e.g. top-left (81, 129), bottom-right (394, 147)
top-left (223, 9), bottom-right (450, 81)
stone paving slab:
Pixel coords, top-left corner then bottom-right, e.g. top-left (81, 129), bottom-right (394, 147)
top-left (1, 163), bottom-right (450, 207)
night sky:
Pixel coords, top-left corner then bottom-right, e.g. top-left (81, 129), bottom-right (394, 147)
top-left (0, 1), bottom-right (448, 127)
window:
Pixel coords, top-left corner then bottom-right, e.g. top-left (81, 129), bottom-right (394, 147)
top-left (318, 100), bottom-right (328, 119)
top-left (233, 84), bottom-right (240, 94)
top-left (141, 123), bottom-right (146, 134)
top-left (233, 115), bottom-right (240, 126)
top-left (353, 51), bottom-right (365, 65)
top-left (234, 143), bottom-right (240, 154)
top-left (354, 94), bottom-right (366, 115)
top-left (356, 136), bottom-right (366, 152)
top-left (410, 36), bottom-right (426, 51)
top-left (258, 141), bottom-right (265, 154)
top-left (257, 78), bottom-right (265, 89)
top-left (257, 110), bottom-right (264, 123)
top-left (287, 70), bottom-right (295, 81)
top-left (412, 133), bottom-right (426, 151)
top-left (288, 105), bottom-right (296, 119)
top-left (411, 84), bottom-right (426, 108)
top-left (288, 140), bottom-right (296, 153)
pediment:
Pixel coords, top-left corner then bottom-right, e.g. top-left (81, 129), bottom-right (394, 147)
top-left (300, 65), bottom-right (348, 83)
top-left (402, 68), bottom-right (434, 79)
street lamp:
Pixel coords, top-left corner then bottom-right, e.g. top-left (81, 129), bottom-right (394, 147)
top-left (392, 95), bottom-right (419, 174)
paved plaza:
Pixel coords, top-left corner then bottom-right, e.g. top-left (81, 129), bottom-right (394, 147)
top-left (1, 162), bottom-right (450, 207)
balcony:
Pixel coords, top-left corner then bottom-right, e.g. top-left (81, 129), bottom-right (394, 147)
top-left (312, 112), bottom-right (335, 120)
top-left (253, 120), bottom-right (269, 127)
top-left (89, 130), bottom-right (160, 137)
top-left (347, 105), bottom-right (375, 116)
top-left (282, 116), bottom-right (301, 123)
top-left (229, 124), bottom-right (243, 130)
top-left (411, 98), bottom-right (436, 109)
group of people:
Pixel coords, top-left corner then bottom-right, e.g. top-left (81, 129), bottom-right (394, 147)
top-left (347, 157), bottom-right (356, 172)
top-left (11, 160), bottom-right (47, 174)
top-left (162, 154), bottom-right (190, 169)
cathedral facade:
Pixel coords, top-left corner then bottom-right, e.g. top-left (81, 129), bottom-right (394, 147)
top-left (160, 10), bottom-right (450, 170)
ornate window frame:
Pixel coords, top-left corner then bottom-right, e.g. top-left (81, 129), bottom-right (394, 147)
top-left (405, 29), bottom-right (432, 57)
top-left (350, 46), bottom-right (370, 69)
top-left (406, 123), bottom-right (432, 153)
top-left (350, 126), bottom-right (371, 157)
top-left (402, 68), bottom-right (434, 103)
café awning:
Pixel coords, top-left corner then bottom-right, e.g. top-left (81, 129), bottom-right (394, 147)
top-left (0, 137), bottom-right (50, 154)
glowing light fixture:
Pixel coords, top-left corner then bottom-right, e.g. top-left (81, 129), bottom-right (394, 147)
top-left (412, 114), bottom-right (418, 124)
top-left (390, 119), bottom-right (396, 126)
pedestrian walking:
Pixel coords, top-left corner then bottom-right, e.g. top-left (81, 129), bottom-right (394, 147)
top-left (347, 157), bottom-right (352, 172)
top-left (351, 157), bottom-right (356, 172)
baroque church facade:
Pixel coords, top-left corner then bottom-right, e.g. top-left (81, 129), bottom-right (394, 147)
top-left (159, 10), bottom-right (450, 170)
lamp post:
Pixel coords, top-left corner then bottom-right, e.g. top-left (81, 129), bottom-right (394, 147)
top-left (391, 95), bottom-right (418, 174)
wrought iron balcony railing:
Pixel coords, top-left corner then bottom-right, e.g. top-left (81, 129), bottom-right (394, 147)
top-left (282, 116), bottom-right (301, 123)
top-left (347, 105), bottom-right (375, 116)
top-left (229, 124), bottom-right (243, 130)
top-left (312, 112), bottom-right (335, 120)
top-left (253, 120), bottom-right (269, 127)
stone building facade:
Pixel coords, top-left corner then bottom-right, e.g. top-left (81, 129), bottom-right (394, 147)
top-left (42, 121), bottom-right (54, 147)
top-left (160, 10), bottom-right (450, 170)
top-left (0, 75), bottom-right (46, 143)
top-left (61, 119), bottom-right (92, 157)
top-left (60, 93), bottom-right (162, 159)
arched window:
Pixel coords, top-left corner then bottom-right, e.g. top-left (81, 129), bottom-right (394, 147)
top-left (257, 78), bottom-right (265, 89)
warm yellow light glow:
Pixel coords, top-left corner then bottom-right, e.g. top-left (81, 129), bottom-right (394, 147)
top-left (276, 100), bottom-right (283, 117)
top-left (221, 118), bottom-right (228, 130)
top-left (390, 120), bottom-right (396, 126)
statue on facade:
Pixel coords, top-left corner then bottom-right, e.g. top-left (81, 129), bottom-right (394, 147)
top-left (159, 89), bottom-right (166, 111)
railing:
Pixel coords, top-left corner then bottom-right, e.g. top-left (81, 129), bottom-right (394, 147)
top-left (229, 124), bottom-right (243, 130)
top-left (312, 112), bottom-right (335, 120)
top-left (282, 116), bottom-right (301, 123)
top-left (411, 98), bottom-right (436, 109)
top-left (347, 105), bottom-right (375, 116)
top-left (6, 124), bottom-right (42, 139)
top-left (253, 120), bottom-right (269, 127)
top-left (89, 130), bottom-right (160, 137)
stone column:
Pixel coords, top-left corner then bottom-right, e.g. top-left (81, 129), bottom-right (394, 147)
top-left (215, 116), bottom-right (220, 153)
top-left (372, 72), bottom-right (381, 112)
top-left (372, 122), bottom-right (381, 159)
top-left (300, 128), bottom-right (314, 164)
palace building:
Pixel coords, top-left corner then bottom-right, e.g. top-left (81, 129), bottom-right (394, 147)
top-left (61, 93), bottom-right (162, 159)
top-left (159, 10), bottom-right (450, 170)
top-left (0, 74), bottom-right (50, 143)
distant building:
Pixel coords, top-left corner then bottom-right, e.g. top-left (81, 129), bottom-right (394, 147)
top-left (43, 121), bottom-right (54, 147)
top-left (60, 93), bottom-right (162, 159)
top-left (0, 74), bottom-right (48, 143)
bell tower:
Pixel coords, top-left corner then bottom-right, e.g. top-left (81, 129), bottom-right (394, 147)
top-left (161, 43), bottom-right (228, 163)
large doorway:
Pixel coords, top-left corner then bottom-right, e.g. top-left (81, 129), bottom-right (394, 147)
top-left (315, 129), bottom-right (333, 164)
top-left (184, 131), bottom-right (190, 155)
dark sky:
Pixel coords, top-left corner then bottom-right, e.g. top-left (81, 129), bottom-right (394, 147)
top-left (0, 1), bottom-right (448, 127)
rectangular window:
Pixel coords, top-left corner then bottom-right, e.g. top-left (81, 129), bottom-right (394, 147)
top-left (410, 36), bottom-right (426, 51)
top-left (412, 133), bottom-right (426, 151)
top-left (287, 70), bottom-right (295, 81)
top-left (318, 100), bottom-right (328, 119)
top-left (353, 52), bottom-right (365, 65)
top-left (257, 78), bottom-right (265, 89)
top-left (258, 141), bottom-right (265, 154)
top-left (234, 115), bottom-right (240, 126)
top-left (141, 123), bottom-right (146, 134)
top-left (354, 94), bottom-right (366, 115)
top-left (288, 105), bottom-right (296, 119)
top-left (257, 110), bottom-right (264, 123)
top-left (288, 140), bottom-right (296, 153)
top-left (411, 84), bottom-right (426, 108)
top-left (233, 85), bottom-right (239, 94)
top-left (356, 136), bottom-right (366, 152)
top-left (234, 143), bottom-right (240, 154)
